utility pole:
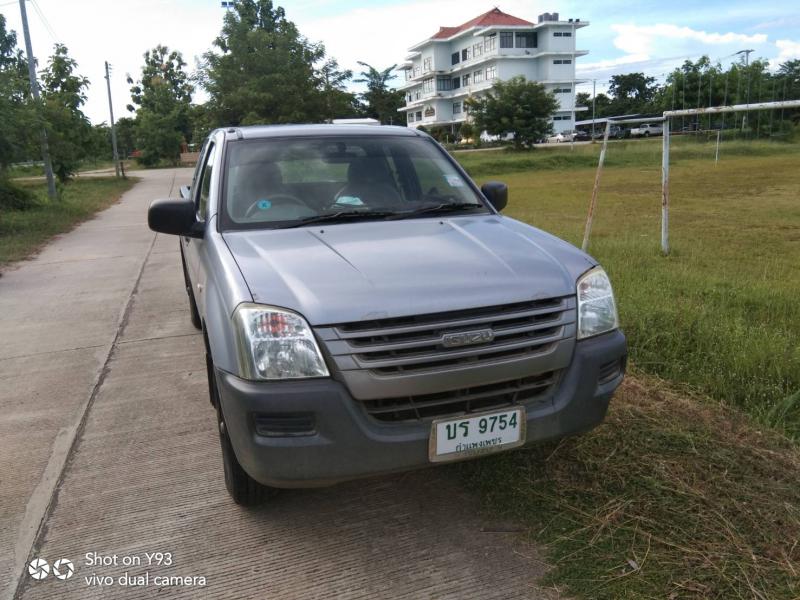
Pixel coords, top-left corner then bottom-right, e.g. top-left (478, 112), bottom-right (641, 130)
top-left (591, 78), bottom-right (596, 138)
top-left (737, 49), bottom-right (754, 132)
top-left (104, 62), bottom-right (121, 177)
top-left (18, 0), bottom-right (56, 199)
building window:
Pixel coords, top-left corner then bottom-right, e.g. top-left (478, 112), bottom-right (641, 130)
top-left (453, 102), bottom-right (462, 115)
top-left (473, 43), bottom-right (483, 57)
top-left (452, 76), bottom-right (460, 89)
top-left (553, 31), bottom-right (572, 37)
top-left (413, 66), bottom-right (420, 77)
top-left (515, 32), bottom-right (537, 48)
top-left (451, 51), bottom-right (460, 65)
top-left (414, 90), bottom-right (421, 100)
top-left (486, 66), bottom-right (496, 80)
top-left (473, 70), bottom-right (483, 83)
top-left (408, 113), bottom-right (415, 123)
top-left (437, 77), bottom-right (452, 91)
top-left (554, 87), bottom-right (572, 93)
top-left (463, 73), bottom-right (470, 86)
top-left (406, 93), bottom-right (412, 102)
top-left (423, 57), bottom-right (432, 72)
top-left (405, 69), bottom-right (411, 81)
top-left (422, 77), bottom-right (434, 93)
top-left (484, 34), bottom-right (497, 52)
top-left (553, 115), bottom-right (571, 121)
top-left (553, 59), bottom-right (573, 65)
top-left (415, 111), bottom-right (422, 121)
top-left (499, 32), bottom-right (514, 48)
top-left (461, 47), bottom-right (471, 61)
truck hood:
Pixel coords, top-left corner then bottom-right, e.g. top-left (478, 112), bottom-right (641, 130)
top-left (222, 216), bottom-right (596, 326)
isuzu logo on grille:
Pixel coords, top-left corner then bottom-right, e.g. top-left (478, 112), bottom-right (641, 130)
top-left (441, 329), bottom-right (495, 348)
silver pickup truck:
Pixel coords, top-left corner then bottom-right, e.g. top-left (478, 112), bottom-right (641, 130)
top-left (148, 125), bottom-right (627, 505)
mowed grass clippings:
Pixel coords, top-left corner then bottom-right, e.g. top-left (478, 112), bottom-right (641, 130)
top-left (456, 139), bottom-right (800, 438)
top-left (458, 376), bottom-right (800, 599)
top-left (0, 177), bottom-right (136, 268)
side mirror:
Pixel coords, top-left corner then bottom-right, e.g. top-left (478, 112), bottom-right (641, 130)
top-left (148, 198), bottom-right (204, 238)
top-left (179, 185), bottom-right (191, 200)
top-left (481, 181), bottom-right (508, 212)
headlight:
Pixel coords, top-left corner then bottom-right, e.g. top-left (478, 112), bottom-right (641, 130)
top-left (232, 304), bottom-right (329, 380)
top-left (576, 267), bottom-right (619, 339)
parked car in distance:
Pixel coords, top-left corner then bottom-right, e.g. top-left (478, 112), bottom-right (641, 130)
top-left (148, 124), bottom-right (627, 506)
top-left (592, 125), bottom-right (628, 140)
top-left (629, 123), bottom-right (663, 137)
top-left (573, 130), bottom-right (591, 142)
top-left (547, 131), bottom-right (573, 143)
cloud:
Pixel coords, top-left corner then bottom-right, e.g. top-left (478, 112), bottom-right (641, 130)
top-left (775, 39), bottom-right (800, 62)
top-left (610, 23), bottom-right (768, 57)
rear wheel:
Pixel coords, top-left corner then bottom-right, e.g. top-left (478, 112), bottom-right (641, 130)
top-left (207, 353), bottom-right (272, 506)
top-left (181, 249), bottom-right (201, 330)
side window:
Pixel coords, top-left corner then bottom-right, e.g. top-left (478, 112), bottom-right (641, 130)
top-left (197, 143), bottom-right (216, 220)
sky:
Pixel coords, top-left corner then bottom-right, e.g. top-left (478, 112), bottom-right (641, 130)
top-left (2, 0), bottom-right (799, 124)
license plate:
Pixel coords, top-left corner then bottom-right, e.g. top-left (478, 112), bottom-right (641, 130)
top-left (428, 407), bottom-right (526, 463)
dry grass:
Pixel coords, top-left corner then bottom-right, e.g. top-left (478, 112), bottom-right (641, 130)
top-left (458, 374), bottom-right (800, 599)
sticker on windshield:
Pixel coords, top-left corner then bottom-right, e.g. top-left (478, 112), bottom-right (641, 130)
top-left (257, 199), bottom-right (272, 210)
top-left (445, 175), bottom-right (464, 187)
top-left (336, 196), bottom-right (364, 206)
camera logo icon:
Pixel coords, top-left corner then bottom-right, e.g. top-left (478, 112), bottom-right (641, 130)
top-left (53, 558), bottom-right (75, 580)
top-left (28, 558), bottom-right (49, 580)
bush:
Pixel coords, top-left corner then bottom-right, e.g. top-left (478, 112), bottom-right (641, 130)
top-left (0, 177), bottom-right (38, 210)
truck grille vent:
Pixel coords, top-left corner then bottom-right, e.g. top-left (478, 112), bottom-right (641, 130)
top-left (362, 371), bottom-right (559, 423)
top-left (321, 297), bottom-right (574, 375)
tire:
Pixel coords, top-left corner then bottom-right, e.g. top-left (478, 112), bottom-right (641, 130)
top-left (644, 131), bottom-right (650, 137)
top-left (181, 250), bottom-right (201, 330)
top-left (207, 354), bottom-right (272, 506)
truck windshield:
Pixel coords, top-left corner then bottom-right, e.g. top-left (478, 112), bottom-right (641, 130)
top-left (221, 135), bottom-right (487, 229)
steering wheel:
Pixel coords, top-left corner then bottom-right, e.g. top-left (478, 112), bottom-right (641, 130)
top-left (243, 194), bottom-right (308, 219)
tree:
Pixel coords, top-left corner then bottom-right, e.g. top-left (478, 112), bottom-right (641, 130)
top-left (0, 13), bottom-right (34, 171)
top-left (465, 76), bottom-right (559, 149)
top-left (127, 44), bottom-right (193, 166)
top-left (575, 92), bottom-right (591, 108)
top-left (40, 44), bottom-right (91, 181)
top-left (199, 0), bottom-right (326, 125)
top-left (354, 62), bottom-right (404, 124)
top-left (607, 72), bottom-right (659, 115)
top-left (0, 13), bottom-right (36, 209)
top-left (114, 116), bottom-right (136, 159)
top-left (319, 58), bottom-right (360, 120)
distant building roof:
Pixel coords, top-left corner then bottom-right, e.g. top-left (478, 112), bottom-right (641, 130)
top-left (429, 8), bottom-right (534, 40)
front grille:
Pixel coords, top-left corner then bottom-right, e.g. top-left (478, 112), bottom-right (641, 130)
top-left (362, 371), bottom-right (559, 422)
top-left (318, 297), bottom-right (574, 375)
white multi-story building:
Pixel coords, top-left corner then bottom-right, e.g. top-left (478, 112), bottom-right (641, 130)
top-left (398, 8), bottom-right (588, 134)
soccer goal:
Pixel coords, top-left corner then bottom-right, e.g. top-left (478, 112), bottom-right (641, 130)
top-left (581, 99), bottom-right (800, 256)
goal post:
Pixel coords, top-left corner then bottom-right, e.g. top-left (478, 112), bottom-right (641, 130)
top-left (582, 99), bottom-right (800, 256)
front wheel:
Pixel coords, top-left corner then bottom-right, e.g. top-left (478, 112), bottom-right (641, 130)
top-left (208, 356), bottom-right (273, 506)
top-left (644, 131), bottom-right (651, 137)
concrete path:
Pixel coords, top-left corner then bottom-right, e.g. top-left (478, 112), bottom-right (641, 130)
top-left (1, 169), bottom-right (554, 599)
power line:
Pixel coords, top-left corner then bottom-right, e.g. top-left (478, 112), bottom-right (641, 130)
top-left (29, 0), bottom-right (59, 42)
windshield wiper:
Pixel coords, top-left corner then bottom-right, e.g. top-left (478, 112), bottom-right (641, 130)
top-left (275, 210), bottom-right (397, 229)
top-left (387, 203), bottom-right (485, 220)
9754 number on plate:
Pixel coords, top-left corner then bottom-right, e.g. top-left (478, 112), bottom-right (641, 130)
top-left (429, 407), bottom-right (526, 463)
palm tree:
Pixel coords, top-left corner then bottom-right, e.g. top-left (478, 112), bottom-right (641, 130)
top-left (354, 62), bottom-right (404, 125)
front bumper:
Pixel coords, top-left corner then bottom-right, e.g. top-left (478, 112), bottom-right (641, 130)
top-left (216, 329), bottom-right (627, 488)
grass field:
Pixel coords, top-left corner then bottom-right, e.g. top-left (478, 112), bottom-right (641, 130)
top-left (458, 138), bottom-right (800, 439)
top-left (452, 138), bottom-right (800, 599)
top-left (0, 177), bottom-right (136, 268)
